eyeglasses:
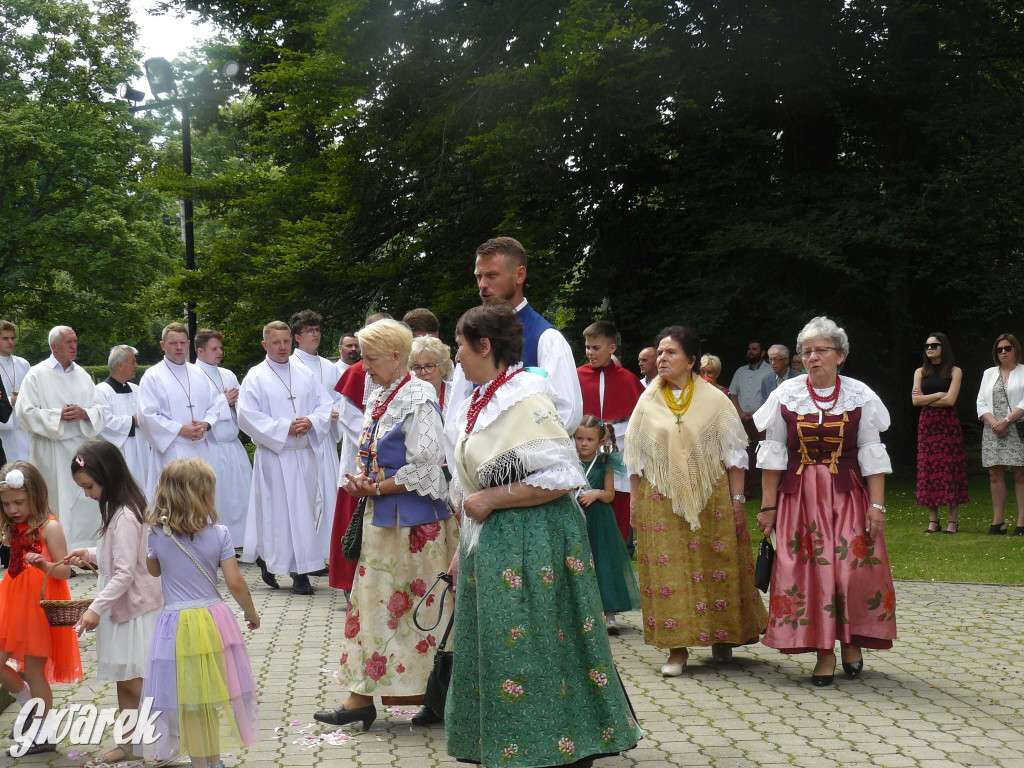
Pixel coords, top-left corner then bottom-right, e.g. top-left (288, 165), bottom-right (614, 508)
top-left (924, 343), bottom-right (942, 350)
top-left (299, 328), bottom-right (321, 336)
top-left (997, 346), bottom-right (1014, 354)
top-left (800, 346), bottom-right (836, 358)
top-left (411, 363), bottom-right (439, 374)
top-left (767, 356), bottom-right (788, 362)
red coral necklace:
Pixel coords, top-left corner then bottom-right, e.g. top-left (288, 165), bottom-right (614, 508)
top-left (371, 373), bottom-right (411, 421)
top-left (465, 366), bottom-right (523, 434)
top-left (807, 375), bottom-right (841, 423)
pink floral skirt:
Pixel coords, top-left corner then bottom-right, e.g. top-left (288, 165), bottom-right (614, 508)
top-left (635, 477), bottom-right (766, 649)
top-left (764, 465), bottom-right (897, 654)
top-left (337, 512), bottom-right (459, 695)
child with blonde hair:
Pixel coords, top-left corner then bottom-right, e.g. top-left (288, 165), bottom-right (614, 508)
top-left (0, 461), bottom-right (81, 756)
top-left (142, 458), bottom-right (260, 768)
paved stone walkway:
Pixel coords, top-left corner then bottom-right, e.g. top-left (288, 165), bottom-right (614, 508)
top-left (7, 570), bottom-right (1024, 767)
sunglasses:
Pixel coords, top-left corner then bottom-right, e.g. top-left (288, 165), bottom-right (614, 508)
top-left (924, 343), bottom-right (942, 350)
top-left (997, 346), bottom-right (1014, 353)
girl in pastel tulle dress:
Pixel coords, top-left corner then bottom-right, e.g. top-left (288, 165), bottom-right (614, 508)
top-left (0, 462), bottom-right (82, 757)
top-left (141, 457), bottom-right (261, 768)
top-left (67, 439), bottom-right (163, 766)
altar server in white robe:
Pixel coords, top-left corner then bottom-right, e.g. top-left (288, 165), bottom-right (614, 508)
top-left (196, 328), bottom-right (252, 547)
top-left (239, 320), bottom-right (335, 595)
top-left (289, 309), bottom-right (341, 555)
top-left (15, 326), bottom-right (105, 549)
top-left (137, 322), bottom-right (229, 497)
top-left (95, 344), bottom-right (150, 490)
top-left (0, 321), bottom-right (32, 462)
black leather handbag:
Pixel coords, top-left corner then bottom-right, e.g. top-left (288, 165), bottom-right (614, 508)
top-left (754, 536), bottom-right (775, 593)
top-left (413, 572), bottom-right (454, 719)
top-left (341, 496), bottom-right (366, 561)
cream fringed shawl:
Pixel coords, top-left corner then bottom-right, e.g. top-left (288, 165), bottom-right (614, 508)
top-left (453, 368), bottom-right (588, 553)
top-left (624, 374), bottom-right (748, 531)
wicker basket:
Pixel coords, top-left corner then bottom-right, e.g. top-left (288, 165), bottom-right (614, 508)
top-left (39, 561), bottom-right (97, 627)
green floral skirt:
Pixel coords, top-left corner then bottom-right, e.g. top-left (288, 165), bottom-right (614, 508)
top-left (445, 495), bottom-right (642, 768)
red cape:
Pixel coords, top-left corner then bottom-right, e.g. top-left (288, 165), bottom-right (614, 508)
top-left (577, 362), bottom-right (645, 421)
top-left (335, 360), bottom-right (367, 408)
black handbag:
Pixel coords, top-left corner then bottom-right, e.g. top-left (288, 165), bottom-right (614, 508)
top-left (413, 572), bottom-right (454, 719)
top-left (341, 496), bottom-right (366, 561)
top-left (754, 535), bottom-right (775, 593)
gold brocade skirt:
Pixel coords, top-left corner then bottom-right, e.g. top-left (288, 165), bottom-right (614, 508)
top-left (635, 476), bottom-right (767, 649)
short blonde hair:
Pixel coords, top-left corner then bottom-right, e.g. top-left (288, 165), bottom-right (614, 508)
top-left (161, 322), bottom-right (188, 342)
top-left (358, 319), bottom-right (412, 361)
top-left (148, 458), bottom-right (218, 535)
top-left (409, 336), bottom-right (454, 380)
top-left (700, 354), bottom-right (722, 378)
top-left (262, 320), bottom-right (289, 341)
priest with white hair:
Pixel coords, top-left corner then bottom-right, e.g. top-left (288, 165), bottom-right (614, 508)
top-left (137, 322), bottom-right (229, 497)
top-left (95, 344), bottom-right (150, 490)
top-left (239, 320), bottom-right (335, 596)
top-left (15, 325), bottom-right (105, 549)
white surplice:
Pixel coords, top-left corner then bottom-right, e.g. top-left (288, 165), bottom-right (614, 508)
top-left (95, 379), bottom-right (151, 492)
top-left (196, 361), bottom-right (253, 548)
top-left (238, 357), bottom-right (335, 575)
top-left (292, 349), bottom-right (342, 528)
top-left (0, 354), bottom-right (31, 462)
top-left (137, 359), bottom-right (228, 497)
top-left (15, 358), bottom-right (106, 549)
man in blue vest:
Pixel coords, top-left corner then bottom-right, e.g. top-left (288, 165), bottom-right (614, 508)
top-left (442, 237), bottom-right (584, 482)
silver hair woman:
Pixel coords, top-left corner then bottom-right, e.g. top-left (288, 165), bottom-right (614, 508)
top-left (408, 336), bottom-right (453, 420)
top-left (754, 316), bottom-right (896, 686)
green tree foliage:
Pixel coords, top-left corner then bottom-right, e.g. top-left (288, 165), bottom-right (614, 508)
top-left (0, 0), bottom-right (178, 364)
top-left (161, 0), bottom-right (1024, 456)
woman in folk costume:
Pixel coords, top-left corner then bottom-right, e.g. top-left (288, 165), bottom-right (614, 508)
top-left (445, 303), bottom-right (640, 768)
top-left (315, 319), bottom-right (457, 731)
top-left (754, 316), bottom-right (896, 686)
top-left (625, 326), bottom-right (767, 678)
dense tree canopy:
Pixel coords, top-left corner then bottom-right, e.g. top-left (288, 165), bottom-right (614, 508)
top-left (0, 0), bottom-right (179, 362)
top-left (152, 0), bottom-right (1024, 458)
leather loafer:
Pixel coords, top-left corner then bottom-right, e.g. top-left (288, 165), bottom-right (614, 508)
top-left (313, 703), bottom-right (376, 730)
top-left (411, 704), bottom-right (443, 726)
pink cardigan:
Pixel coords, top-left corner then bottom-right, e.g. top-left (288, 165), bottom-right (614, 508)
top-left (86, 506), bottom-right (163, 623)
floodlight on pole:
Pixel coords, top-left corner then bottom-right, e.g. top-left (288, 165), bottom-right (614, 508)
top-left (144, 57), bottom-right (177, 98)
top-left (117, 83), bottom-right (145, 103)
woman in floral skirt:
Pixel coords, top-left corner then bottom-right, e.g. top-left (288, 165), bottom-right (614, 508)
top-left (912, 332), bottom-right (968, 533)
top-left (625, 326), bottom-right (766, 677)
top-left (315, 319), bottom-right (458, 730)
top-left (445, 303), bottom-right (640, 768)
top-left (755, 316), bottom-right (896, 686)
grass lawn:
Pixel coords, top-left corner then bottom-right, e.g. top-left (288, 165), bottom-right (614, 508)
top-left (742, 471), bottom-right (1024, 585)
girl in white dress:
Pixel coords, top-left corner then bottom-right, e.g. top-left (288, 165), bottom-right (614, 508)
top-left (68, 439), bottom-right (163, 766)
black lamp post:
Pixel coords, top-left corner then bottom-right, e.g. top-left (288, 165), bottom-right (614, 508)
top-left (121, 57), bottom-right (239, 361)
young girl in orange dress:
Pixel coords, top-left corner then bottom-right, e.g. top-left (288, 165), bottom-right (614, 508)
top-left (0, 461), bottom-right (82, 756)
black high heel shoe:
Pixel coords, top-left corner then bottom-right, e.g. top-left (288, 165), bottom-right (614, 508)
top-left (811, 655), bottom-right (836, 687)
top-left (988, 523), bottom-right (1008, 535)
top-left (313, 703), bottom-right (377, 730)
top-left (842, 654), bottom-right (864, 679)
top-left (255, 557), bottom-right (279, 589)
top-left (943, 521), bottom-right (959, 535)
top-left (924, 520), bottom-right (941, 534)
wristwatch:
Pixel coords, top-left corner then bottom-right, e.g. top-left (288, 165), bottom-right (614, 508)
top-left (869, 503), bottom-right (886, 514)
top-left (731, 494), bottom-right (746, 503)
top-left (374, 482), bottom-right (382, 496)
